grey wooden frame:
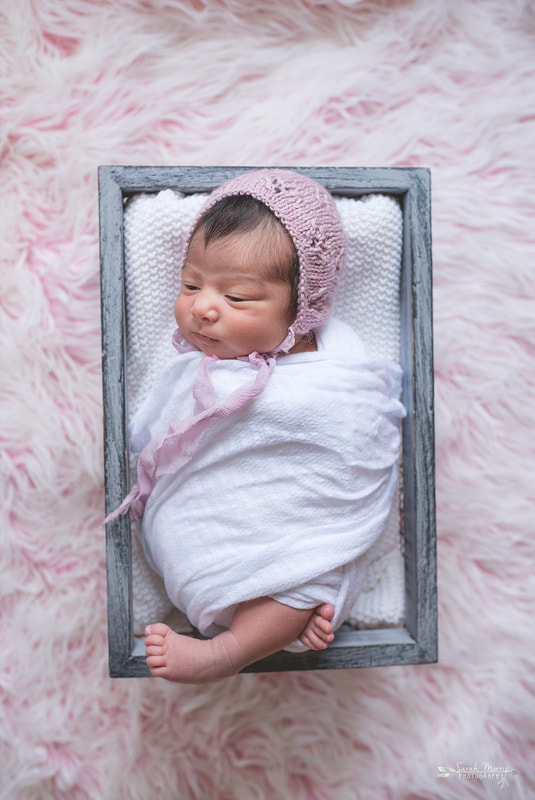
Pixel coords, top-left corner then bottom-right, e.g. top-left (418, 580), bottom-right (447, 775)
top-left (99, 165), bottom-right (437, 678)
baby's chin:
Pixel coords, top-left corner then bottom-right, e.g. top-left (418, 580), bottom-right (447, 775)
top-left (185, 335), bottom-right (241, 360)
top-left (182, 330), bottom-right (282, 360)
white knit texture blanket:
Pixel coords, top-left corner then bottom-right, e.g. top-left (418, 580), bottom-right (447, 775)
top-left (124, 188), bottom-right (404, 633)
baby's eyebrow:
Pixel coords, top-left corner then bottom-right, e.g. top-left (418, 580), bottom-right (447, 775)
top-left (181, 263), bottom-right (199, 275)
top-left (180, 269), bottom-right (198, 282)
top-left (228, 274), bottom-right (266, 286)
top-left (183, 264), bottom-right (266, 287)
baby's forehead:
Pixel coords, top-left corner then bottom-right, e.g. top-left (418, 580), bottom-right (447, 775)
top-left (187, 224), bottom-right (294, 278)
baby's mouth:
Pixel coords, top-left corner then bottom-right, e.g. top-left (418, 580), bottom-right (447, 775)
top-left (193, 331), bottom-right (220, 344)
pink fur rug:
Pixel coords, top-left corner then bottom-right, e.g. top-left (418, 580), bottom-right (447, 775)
top-left (2, 1), bottom-right (534, 798)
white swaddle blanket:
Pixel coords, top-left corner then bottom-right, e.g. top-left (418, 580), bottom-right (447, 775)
top-left (129, 317), bottom-right (404, 638)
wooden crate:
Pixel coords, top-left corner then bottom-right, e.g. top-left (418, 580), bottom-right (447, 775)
top-left (99, 165), bottom-right (437, 677)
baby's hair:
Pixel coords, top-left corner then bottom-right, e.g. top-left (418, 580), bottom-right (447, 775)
top-left (190, 195), bottom-right (299, 319)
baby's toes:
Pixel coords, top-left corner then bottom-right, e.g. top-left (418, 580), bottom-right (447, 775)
top-left (145, 623), bottom-right (170, 638)
top-left (313, 624), bottom-right (334, 645)
top-left (145, 623), bottom-right (171, 649)
top-left (146, 653), bottom-right (166, 669)
top-left (300, 631), bottom-right (328, 650)
top-left (316, 616), bottom-right (334, 635)
top-left (144, 634), bottom-right (164, 650)
top-left (317, 603), bottom-right (335, 622)
top-left (145, 644), bottom-right (164, 658)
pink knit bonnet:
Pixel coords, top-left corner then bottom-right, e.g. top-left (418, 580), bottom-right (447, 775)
top-left (187, 169), bottom-right (346, 337)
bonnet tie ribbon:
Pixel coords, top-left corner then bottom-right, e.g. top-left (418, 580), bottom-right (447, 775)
top-left (104, 327), bottom-right (295, 523)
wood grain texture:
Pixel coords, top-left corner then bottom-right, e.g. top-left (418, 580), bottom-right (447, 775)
top-left (99, 168), bottom-right (135, 676)
top-left (99, 165), bottom-right (437, 676)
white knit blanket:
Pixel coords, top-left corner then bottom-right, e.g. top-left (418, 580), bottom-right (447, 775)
top-left (129, 317), bottom-right (404, 640)
top-left (124, 188), bottom-right (405, 633)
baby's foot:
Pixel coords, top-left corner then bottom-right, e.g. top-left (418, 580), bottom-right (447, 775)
top-left (299, 603), bottom-right (335, 650)
top-left (145, 623), bottom-right (238, 684)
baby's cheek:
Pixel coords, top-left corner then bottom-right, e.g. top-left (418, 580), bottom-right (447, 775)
top-left (174, 295), bottom-right (186, 326)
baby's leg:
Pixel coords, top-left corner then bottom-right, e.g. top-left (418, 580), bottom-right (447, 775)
top-left (299, 603), bottom-right (335, 650)
top-left (145, 598), bottom-right (315, 684)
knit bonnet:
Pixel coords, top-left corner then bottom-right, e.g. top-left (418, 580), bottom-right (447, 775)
top-left (186, 169), bottom-right (346, 337)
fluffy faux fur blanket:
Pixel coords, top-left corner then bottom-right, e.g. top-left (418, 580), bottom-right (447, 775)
top-left (2, 1), bottom-right (534, 799)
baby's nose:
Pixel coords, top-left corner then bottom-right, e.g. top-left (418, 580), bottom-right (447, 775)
top-left (192, 295), bottom-right (218, 321)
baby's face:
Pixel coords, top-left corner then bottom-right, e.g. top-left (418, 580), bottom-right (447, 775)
top-left (175, 228), bottom-right (293, 359)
